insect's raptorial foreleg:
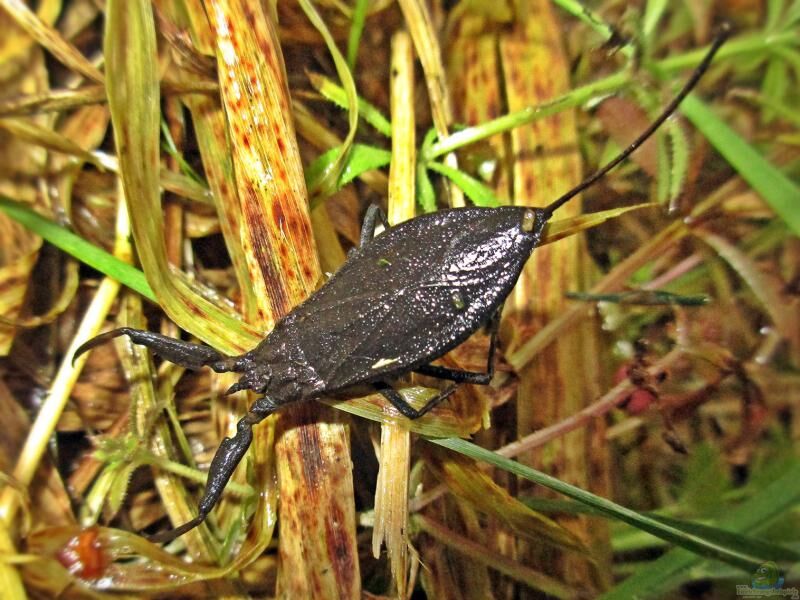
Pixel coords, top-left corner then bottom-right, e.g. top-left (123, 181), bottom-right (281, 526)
top-left (413, 308), bottom-right (502, 385)
top-left (359, 204), bottom-right (390, 246)
top-left (148, 396), bottom-right (277, 544)
top-left (72, 327), bottom-right (239, 372)
top-left (375, 382), bottom-right (457, 420)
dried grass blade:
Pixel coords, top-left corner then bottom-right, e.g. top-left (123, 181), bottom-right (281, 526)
top-left (445, 15), bottom-right (511, 202)
top-left (105, 0), bottom-right (256, 354)
top-left (0, 214), bottom-right (40, 353)
top-left (205, 1), bottom-right (358, 594)
top-left (497, 1), bottom-right (606, 590)
top-left (427, 448), bottom-right (588, 554)
top-left (165, 0), bottom-right (260, 317)
top-left (275, 405), bottom-right (360, 598)
top-left (372, 30), bottom-right (415, 598)
top-left (0, 117), bottom-right (104, 168)
top-left (0, 85), bottom-right (106, 117)
top-left (698, 228), bottom-right (800, 357)
top-left (414, 514), bottom-right (575, 598)
top-left (209, 0), bottom-right (319, 322)
top-left (542, 204), bottom-right (655, 245)
top-left (398, 0), bottom-right (463, 207)
top-left (0, 0), bottom-right (104, 83)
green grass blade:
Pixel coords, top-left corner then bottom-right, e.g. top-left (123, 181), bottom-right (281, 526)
top-left (519, 495), bottom-right (799, 563)
top-left (298, 0), bottom-right (359, 198)
top-left (647, 514), bottom-right (800, 562)
top-left (427, 162), bottom-right (501, 207)
top-left (307, 72), bottom-right (392, 137)
top-left (0, 197), bottom-right (154, 302)
top-left (681, 94), bottom-right (800, 235)
top-left (346, 0), bottom-right (369, 70)
top-left (306, 143), bottom-right (391, 195)
top-left (601, 460), bottom-right (800, 599)
top-left (430, 438), bottom-right (767, 572)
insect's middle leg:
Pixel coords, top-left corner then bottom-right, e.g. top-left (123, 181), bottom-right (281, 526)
top-left (148, 396), bottom-right (277, 543)
top-left (374, 382), bottom-right (457, 420)
top-left (413, 309), bottom-right (501, 385)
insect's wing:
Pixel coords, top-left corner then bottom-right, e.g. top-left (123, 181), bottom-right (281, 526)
top-left (274, 207), bottom-right (545, 391)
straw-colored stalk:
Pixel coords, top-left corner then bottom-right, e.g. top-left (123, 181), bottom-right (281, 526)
top-left (372, 30), bottom-right (416, 599)
top-left (500, 1), bottom-right (608, 590)
top-left (201, 0), bottom-right (359, 596)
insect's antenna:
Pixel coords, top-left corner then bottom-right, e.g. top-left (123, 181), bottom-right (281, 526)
top-left (542, 23), bottom-right (731, 219)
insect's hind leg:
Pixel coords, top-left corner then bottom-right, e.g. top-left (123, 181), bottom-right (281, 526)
top-left (413, 309), bottom-right (501, 385)
top-left (148, 396), bottom-right (277, 543)
top-left (72, 327), bottom-right (239, 372)
top-left (359, 204), bottom-right (390, 246)
top-left (375, 382), bottom-right (457, 420)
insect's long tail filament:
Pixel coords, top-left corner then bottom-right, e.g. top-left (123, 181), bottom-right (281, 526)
top-left (542, 22), bottom-right (731, 219)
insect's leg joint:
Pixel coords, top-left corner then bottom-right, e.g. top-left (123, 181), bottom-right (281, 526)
top-left (376, 382), bottom-right (458, 419)
top-left (360, 204), bottom-right (390, 245)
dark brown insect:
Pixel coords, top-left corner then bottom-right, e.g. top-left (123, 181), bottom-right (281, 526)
top-left (74, 27), bottom-right (729, 543)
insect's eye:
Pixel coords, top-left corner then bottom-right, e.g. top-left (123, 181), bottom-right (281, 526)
top-left (521, 209), bottom-right (537, 232)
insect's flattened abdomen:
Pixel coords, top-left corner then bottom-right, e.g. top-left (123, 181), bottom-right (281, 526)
top-left (272, 207), bottom-right (546, 392)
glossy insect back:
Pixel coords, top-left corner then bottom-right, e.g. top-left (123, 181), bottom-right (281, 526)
top-left (252, 207), bottom-right (548, 393)
top-left (71, 27), bottom-right (730, 543)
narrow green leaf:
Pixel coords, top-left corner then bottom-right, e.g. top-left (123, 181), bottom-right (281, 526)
top-left (601, 460), bottom-right (800, 599)
top-left (761, 57), bottom-right (788, 123)
top-left (765, 0), bottom-right (786, 33)
top-left (666, 118), bottom-right (690, 208)
top-left (416, 159), bottom-right (437, 213)
top-left (107, 462), bottom-right (137, 515)
top-left (565, 290), bottom-right (710, 306)
top-left (346, 0), bottom-right (369, 70)
top-left (642, 0), bottom-right (668, 39)
top-left (160, 119), bottom-right (203, 184)
top-left (308, 72), bottom-right (392, 137)
top-left (519, 496), bottom-right (800, 563)
top-left (656, 123), bottom-right (671, 205)
top-left (0, 197), bottom-right (155, 302)
top-left (430, 438), bottom-right (766, 572)
top-left (298, 0), bottom-right (359, 196)
top-left (680, 94), bottom-right (800, 235)
top-left (427, 162), bottom-right (501, 207)
top-left (647, 514), bottom-right (800, 563)
top-left (306, 143), bottom-right (391, 194)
